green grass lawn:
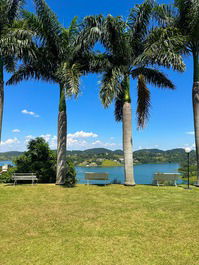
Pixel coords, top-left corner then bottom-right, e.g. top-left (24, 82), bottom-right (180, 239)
top-left (101, 159), bottom-right (122, 167)
top-left (1, 184), bottom-right (199, 265)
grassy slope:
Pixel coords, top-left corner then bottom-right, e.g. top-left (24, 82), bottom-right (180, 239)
top-left (101, 159), bottom-right (122, 167)
top-left (0, 184), bottom-right (199, 265)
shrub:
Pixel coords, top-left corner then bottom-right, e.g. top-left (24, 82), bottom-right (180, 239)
top-left (14, 137), bottom-right (56, 183)
top-left (0, 167), bottom-right (16, 183)
top-left (64, 160), bottom-right (77, 187)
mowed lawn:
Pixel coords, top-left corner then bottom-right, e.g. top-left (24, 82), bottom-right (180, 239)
top-left (1, 184), bottom-right (199, 265)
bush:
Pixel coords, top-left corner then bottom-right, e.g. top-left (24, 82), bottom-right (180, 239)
top-left (12, 137), bottom-right (77, 185)
top-left (178, 163), bottom-right (197, 184)
top-left (14, 137), bottom-right (56, 183)
top-left (0, 167), bottom-right (16, 183)
top-left (64, 160), bottom-right (77, 187)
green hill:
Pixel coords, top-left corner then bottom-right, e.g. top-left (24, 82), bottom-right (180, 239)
top-left (0, 151), bottom-right (23, 161)
top-left (0, 148), bottom-right (196, 165)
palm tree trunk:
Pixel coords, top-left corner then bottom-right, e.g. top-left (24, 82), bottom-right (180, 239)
top-left (122, 75), bottom-right (135, 186)
top-left (56, 83), bottom-right (67, 185)
top-left (0, 58), bottom-right (4, 143)
top-left (193, 52), bottom-right (199, 185)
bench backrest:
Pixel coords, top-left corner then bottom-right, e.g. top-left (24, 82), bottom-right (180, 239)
top-left (153, 173), bottom-right (181, 182)
top-left (12, 173), bottom-right (37, 180)
top-left (85, 172), bottom-right (108, 180)
top-left (13, 173), bottom-right (36, 176)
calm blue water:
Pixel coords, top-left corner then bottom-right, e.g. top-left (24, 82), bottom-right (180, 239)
top-left (76, 163), bottom-right (180, 184)
top-left (0, 161), bottom-right (14, 166)
top-left (0, 161), bottom-right (180, 185)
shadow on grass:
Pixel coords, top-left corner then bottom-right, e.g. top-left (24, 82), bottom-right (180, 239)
top-left (85, 183), bottom-right (111, 187)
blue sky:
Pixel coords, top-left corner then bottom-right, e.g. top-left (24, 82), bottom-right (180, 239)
top-left (0, 0), bottom-right (195, 152)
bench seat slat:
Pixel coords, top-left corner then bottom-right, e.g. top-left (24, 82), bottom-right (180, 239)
top-left (12, 173), bottom-right (38, 185)
top-left (153, 172), bottom-right (181, 186)
top-left (13, 176), bottom-right (38, 180)
top-left (85, 173), bottom-right (109, 180)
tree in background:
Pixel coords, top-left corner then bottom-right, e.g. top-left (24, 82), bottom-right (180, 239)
top-left (0, 0), bottom-right (34, 141)
top-left (14, 137), bottom-right (56, 183)
top-left (147, 0), bottom-right (199, 184)
top-left (8, 0), bottom-right (90, 184)
top-left (14, 137), bottom-right (77, 186)
top-left (80, 0), bottom-right (184, 185)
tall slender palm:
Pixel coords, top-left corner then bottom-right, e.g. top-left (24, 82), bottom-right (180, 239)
top-left (150, 0), bottom-right (199, 184)
top-left (0, 0), bottom-right (34, 142)
top-left (7, 0), bottom-right (88, 184)
top-left (80, 1), bottom-right (185, 185)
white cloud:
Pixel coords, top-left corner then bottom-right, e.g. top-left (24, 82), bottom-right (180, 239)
top-left (68, 131), bottom-right (98, 139)
top-left (24, 134), bottom-right (57, 149)
top-left (67, 138), bottom-right (87, 148)
top-left (0, 137), bottom-right (20, 146)
top-left (92, 140), bottom-right (117, 148)
top-left (192, 143), bottom-right (196, 149)
top-left (12, 129), bottom-right (20, 133)
top-left (92, 140), bottom-right (101, 145)
top-left (49, 136), bottom-right (57, 149)
top-left (0, 138), bottom-right (23, 152)
top-left (21, 109), bottom-right (39, 118)
top-left (182, 143), bottom-right (196, 150)
top-left (25, 135), bottom-right (34, 144)
top-left (186, 131), bottom-right (194, 135)
top-left (40, 134), bottom-right (51, 142)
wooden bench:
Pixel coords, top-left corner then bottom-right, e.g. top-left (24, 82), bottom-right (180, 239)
top-left (12, 173), bottom-right (38, 185)
top-left (153, 173), bottom-right (181, 186)
top-left (85, 172), bottom-right (109, 185)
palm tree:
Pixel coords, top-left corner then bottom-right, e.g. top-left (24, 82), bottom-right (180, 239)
top-left (150, 0), bottom-right (199, 184)
top-left (0, 0), bottom-right (34, 142)
top-left (80, 1), bottom-right (185, 186)
top-left (7, 0), bottom-right (88, 184)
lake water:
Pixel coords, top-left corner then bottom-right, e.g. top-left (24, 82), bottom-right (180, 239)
top-left (0, 161), bottom-right (14, 166)
top-left (76, 163), bottom-right (180, 185)
top-left (0, 161), bottom-right (180, 185)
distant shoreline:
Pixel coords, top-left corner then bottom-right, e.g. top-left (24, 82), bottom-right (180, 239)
top-left (77, 162), bottom-right (180, 167)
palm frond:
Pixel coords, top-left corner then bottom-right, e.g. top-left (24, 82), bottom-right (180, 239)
top-left (102, 15), bottom-right (127, 55)
top-left (153, 3), bottom-right (175, 26)
top-left (68, 16), bottom-right (79, 38)
top-left (3, 56), bottom-right (16, 72)
top-left (184, 0), bottom-right (199, 38)
top-left (7, 0), bottom-right (24, 22)
top-left (33, 0), bottom-right (62, 50)
top-left (135, 26), bottom-right (186, 71)
top-left (137, 74), bottom-right (151, 128)
top-left (100, 68), bottom-right (123, 107)
top-left (0, 32), bottom-right (36, 61)
top-left (87, 52), bottom-right (111, 73)
top-left (56, 62), bottom-right (81, 98)
top-left (22, 10), bottom-right (45, 41)
top-left (131, 67), bottom-right (175, 89)
top-left (78, 15), bottom-right (103, 50)
top-left (128, 0), bottom-right (154, 41)
top-left (6, 63), bottom-right (55, 85)
top-left (114, 90), bottom-right (124, 122)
